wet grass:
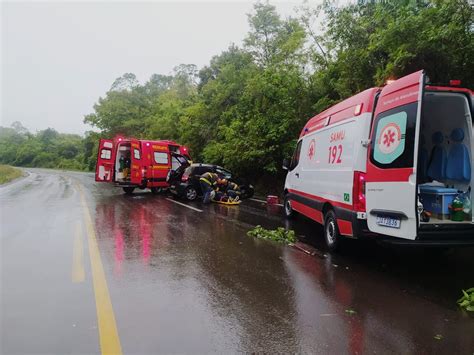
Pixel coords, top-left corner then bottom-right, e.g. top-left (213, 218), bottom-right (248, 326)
top-left (0, 165), bottom-right (22, 185)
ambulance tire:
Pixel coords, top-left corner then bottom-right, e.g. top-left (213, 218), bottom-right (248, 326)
top-left (284, 195), bottom-right (296, 219)
top-left (324, 210), bottom-right (340, 251)
top-left (184, 186), bottom-right (198, 201)
top-left (123, 187), bottom-right (135, 195)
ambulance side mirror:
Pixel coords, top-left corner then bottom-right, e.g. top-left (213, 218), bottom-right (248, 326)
top-left (282, 158), bottom-right (290, 170)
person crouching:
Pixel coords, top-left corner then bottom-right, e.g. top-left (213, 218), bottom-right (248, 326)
top-left (199, 172), bottom-right (219, 204)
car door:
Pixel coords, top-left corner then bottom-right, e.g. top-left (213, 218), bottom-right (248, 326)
top-left (130, 139), bottom-right (142, 185)
top-left (95, 139), bottom-right (114, 182)
top-left (365, 70), bottom-right (425, 239)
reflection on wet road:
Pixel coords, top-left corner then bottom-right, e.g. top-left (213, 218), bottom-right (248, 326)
top-left (2, 169), bottom-right (474, 354)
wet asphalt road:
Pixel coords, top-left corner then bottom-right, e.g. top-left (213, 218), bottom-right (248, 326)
top-left (1, 168), bottom-right (474, 354)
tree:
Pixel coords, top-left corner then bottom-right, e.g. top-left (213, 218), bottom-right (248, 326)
top-left (244, 2), bottom-right (306, 67)
top-left (110, 73), bottom-right (139, 92)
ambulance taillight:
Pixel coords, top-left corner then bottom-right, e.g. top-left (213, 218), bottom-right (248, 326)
top-left (353, 172), bottom-right (366, 212)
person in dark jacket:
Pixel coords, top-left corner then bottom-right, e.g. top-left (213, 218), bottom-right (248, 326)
top-left (218, 180), bottom-right (241, 200)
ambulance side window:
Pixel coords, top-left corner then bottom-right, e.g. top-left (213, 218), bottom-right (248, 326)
top-left (100, 149), bottom-right (111, 160)
top-left (370, 102), bottom-right (417, 169)
top-left (133, 148), bottom-right (141, 160)
top-left (290, 140), bottom-right (302, 170)
top-left (154, 152), bottom-right (169, 165)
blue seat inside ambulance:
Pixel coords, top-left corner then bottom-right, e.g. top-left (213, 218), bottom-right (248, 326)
top-left (418, 135), bottom-right (429, 181)
top-left (427, 131), bottom-right (447, 181)
top-left (446, 128), bottom-right (471, 182)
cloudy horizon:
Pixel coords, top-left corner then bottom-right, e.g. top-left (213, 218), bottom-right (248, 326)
top-left (2, 1), bottom-right (304, 136)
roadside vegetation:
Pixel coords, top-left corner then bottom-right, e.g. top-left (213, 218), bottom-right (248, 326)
top-left (247, 225), bottom-right (297, 244)
top-left (0, 122), bottom-right (97, 171)
top-left (0, 165), bottom-right (22, 185)
top-left (458, 288), bottom-right (474, 312)
top-left (1, 0), bottom-right (472, 192)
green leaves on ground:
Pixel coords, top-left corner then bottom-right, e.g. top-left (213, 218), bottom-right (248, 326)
top-left (247, 225), bottom-right (296, 244)
top-left (0, 165), bottom-right (22, 184)
top-left (457, 287), bottom-right (474, 312)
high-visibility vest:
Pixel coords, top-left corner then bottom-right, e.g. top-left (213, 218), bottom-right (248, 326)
top-left (200, 172), bottom-right (217, 186)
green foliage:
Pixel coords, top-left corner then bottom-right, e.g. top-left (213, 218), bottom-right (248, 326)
top-left (81, 0), bottom-right (472, 191)
top-left (4, 1), bottom-right (473, 182)
top-left (247, 225), bottom-right (297, 244)
top-left (0, 123), bottom-right (89, 171)
top-left (0, 165), bottom-right (22, 184)
top-left (457, 287), bottom-right (474, 312)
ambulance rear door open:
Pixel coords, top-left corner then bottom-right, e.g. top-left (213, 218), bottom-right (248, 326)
top-left (366, 70), bottom-right (425, 239)
top-left (95, 139), bottom-right (114, 182)
top-left (130, 139), bottom-right (143, 185)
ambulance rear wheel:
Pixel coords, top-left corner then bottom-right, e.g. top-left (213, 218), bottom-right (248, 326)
top-left (324, 210), bottom-right (340, 251)
top-left (284, 195), bottom-right (295, 219)
top-left (123, 187), bottom-right (135, 195)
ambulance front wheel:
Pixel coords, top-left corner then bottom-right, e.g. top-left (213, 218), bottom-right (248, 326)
top-left (324, 210), bottom-right (340, 251)
top-left (284, 195), bottom-right (295, 219)
top-left (123, 187), bottom-right (135, 194)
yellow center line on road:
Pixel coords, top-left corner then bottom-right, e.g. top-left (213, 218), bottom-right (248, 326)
top-left (72, 222), bottom-right (85, 283)
top-left (76, 183), bottom-right (123, 355)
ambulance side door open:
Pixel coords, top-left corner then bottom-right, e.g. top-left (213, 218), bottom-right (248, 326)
top-left (130, 139), bottom-right (142, 185)
top-left (95, 139), bottom-right (114, 182)
top-left (366, 70), bottom-right (425, 239)
top-left (152, 145), bottom-right (170, 184)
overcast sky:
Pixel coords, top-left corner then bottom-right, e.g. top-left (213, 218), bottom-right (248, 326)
top-left (1, 1), bottom-right (304, 135)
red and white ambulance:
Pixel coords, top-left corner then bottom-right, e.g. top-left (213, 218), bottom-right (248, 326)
top-left (283, 70), bottom-right (473, 249)
top-left (95, 136), bottom-right (191, 194)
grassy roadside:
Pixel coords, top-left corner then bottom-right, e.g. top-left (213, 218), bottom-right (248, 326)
top-left (0, 165), bottom-right (23, 185)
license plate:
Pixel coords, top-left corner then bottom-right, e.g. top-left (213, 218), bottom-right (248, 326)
top-left (376, 216), bottom-right (401, 228)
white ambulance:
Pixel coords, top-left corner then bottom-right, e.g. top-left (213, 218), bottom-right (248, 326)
top-left (283, 70), bottom-right (473, 250)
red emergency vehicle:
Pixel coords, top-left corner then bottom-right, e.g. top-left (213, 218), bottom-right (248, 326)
top-left (284, 70), bottom-right (473, 250)
top-left (95, 137), bottom-right (191, 194)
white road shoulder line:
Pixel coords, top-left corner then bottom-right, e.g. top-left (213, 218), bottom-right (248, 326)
top-left (250, 198), bottom-right (266, 203)
top-left (166, 198), bottom-right (203, 212)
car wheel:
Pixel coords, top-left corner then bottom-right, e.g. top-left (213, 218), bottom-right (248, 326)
top-left (284, 195), bottom-right (295, 218)
top-left (185, 186), bottom-right (198, 201)
top-left (324, 210), bottom-right (340, 251)
top-left (123, 187), bottom-right (135, 195)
